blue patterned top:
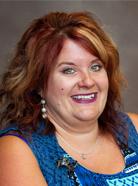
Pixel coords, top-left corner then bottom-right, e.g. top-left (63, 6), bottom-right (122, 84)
top-left (0, 112), bottom-right (138, 186)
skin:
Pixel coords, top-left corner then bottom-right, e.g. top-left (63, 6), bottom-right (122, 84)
top-left (45, 39), bottom-right (109, 135)
top-left (127, 112), bottom-right (138, 131)
top-left (0, 136), bottom-right (48, 186)
top-left (44, 39), bottom-right (110, 163)
top-left (45, 39), bottom-right (138, 174)
top-left (44, 39), bottom-right (126, 173)
top-left (0, 39), bottom-right (137, 185)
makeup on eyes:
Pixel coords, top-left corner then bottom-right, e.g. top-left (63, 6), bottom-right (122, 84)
top-left (59, 60), bottom-right (103, 75)
top-left (55, 56), bottom-right (103, 77)
top-left (90, 63), bottom-right (103, 72)
top-left (62, 68), bottom-right (76, 74)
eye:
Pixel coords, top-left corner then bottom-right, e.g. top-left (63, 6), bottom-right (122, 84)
top-left (62, 67), bottom-right (76, 74)
top-left (90, 63), bottom-right (102, 72)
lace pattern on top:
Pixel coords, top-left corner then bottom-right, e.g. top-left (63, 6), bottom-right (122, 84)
top-left (0, 112), bottom-right (138, 186)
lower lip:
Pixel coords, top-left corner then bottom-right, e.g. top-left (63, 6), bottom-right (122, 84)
top-left (71, 95), bottom-right (97, 104)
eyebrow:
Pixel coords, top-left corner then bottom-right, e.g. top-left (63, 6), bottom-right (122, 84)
top-left (57, 62), bottom-right (76, 68)
top-left (57, 58), bottom-right (100, 68)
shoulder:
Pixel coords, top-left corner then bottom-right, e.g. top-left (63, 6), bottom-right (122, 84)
top-left (0, 135), bottom-right (47, 186)
top-left (127, 112), bottom-right (138, 132)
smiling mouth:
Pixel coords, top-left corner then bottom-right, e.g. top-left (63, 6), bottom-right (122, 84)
top-left (71, 93), bottom-right (97, 103)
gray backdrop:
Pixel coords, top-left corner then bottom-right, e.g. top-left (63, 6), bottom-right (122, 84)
top-left (0, 1), bottom-right (137, 113)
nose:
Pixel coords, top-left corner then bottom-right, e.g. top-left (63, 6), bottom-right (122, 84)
top-left (78, 71), bottom-right (95, 89)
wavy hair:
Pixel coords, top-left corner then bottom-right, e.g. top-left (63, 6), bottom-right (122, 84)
top-left (0, 12), bottom-right (126, 139)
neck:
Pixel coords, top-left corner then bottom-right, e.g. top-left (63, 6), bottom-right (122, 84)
top-left (47, 112), bottom-right (103, 155)
top-left (47, 106), bottom-right (101, 134)
top-left (55, 120), bottom-right (101, 153)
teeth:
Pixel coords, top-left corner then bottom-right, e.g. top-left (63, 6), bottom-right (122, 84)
top-left (73, 93), bottom-right (95, 100)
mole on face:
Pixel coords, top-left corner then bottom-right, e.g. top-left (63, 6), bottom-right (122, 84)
top-left (60, 88), bottom-right (64, 95)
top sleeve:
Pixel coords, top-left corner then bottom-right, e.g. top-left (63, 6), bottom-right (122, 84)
top-left (0, 127), bottom-right (29, 144)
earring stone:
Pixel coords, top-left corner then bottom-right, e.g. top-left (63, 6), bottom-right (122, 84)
top-left (41, 99), bottom-right (47, 119)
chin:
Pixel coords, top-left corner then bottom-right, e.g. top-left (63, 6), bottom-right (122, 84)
top-left (75, 111), bottom-right (100, 122)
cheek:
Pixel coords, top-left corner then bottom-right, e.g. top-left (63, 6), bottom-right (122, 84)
top-left (100, 73), bottom-right (109, 90)
top-left (97, 77), bottom-right (108, 90)
top-left (60, 88), bottom-right (65, 95)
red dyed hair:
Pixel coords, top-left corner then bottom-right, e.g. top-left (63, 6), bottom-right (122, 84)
top-left (0, 12), bottom-right (126, 139)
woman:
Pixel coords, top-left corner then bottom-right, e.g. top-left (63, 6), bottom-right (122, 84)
top-left (0, 11), bottom-right (138, 186)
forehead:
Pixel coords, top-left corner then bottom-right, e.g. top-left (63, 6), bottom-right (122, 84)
top-left (56, 39), bottom-right (98, 64)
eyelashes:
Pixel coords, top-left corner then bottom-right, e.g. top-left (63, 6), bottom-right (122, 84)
top-left (90, 64), bottom-right (103, 72)
top-left (62, 67), bottom-right (76, 74)
top-left (61, 63), bottom-right (103, 75)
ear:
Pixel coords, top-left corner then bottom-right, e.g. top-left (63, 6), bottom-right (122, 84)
top-left (38, 89), bottom-right (43, 99)
top-left (40, 90), bottom-right (48, 101)
top-left (127, 112), bottom-right (138, 132)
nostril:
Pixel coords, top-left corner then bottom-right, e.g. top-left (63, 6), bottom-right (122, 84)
top-left (78, 74), bottom-right (95, 88)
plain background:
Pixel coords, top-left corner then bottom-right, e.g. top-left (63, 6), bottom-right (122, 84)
top-left (0, 0), bottom-right (137, 113)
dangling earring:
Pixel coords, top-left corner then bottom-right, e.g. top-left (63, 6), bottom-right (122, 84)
top-left (41, 99), bottom-right (47, 119)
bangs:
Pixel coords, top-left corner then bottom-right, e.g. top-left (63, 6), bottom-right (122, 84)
top-left (75, 27), bottom-right (109, 68)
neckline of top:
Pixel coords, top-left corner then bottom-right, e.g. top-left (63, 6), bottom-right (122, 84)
top-left (53, 133), bottom-right (136, 178)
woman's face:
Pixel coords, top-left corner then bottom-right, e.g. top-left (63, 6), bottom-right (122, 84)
top-left (45, 39), bottom-right (109, 130)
